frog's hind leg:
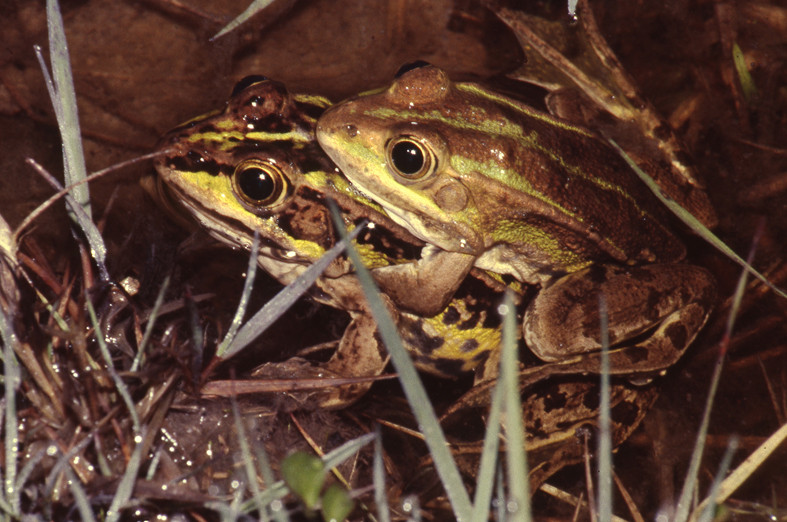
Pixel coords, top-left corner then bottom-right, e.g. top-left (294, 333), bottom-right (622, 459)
top-left (523, 264), bottom-right (716, 377)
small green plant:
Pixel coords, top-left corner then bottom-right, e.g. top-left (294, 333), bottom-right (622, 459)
top-left (281, 451), bottom-right (354, 521)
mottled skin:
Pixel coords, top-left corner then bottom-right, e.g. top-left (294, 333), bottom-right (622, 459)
top-left (317, 64), bottom-right (716, 378)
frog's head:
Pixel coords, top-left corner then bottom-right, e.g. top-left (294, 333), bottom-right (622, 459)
top-left (154, 76), bottom-right (344, 271)
top-left (316, 63), bottom-right (489, 255)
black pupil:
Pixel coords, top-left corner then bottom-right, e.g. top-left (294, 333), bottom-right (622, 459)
top-left (391, 141), bottom-right (424, 175)
top-left (238, 167), bottom-right (276, 202)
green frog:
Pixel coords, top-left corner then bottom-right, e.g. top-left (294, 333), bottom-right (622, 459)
top-left (154, 76), bottom-right (516, 407)
top-left (316, 63), bottom-right (716, 378)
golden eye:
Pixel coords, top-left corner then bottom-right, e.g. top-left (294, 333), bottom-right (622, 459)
top-left (233, 159), bottom-right (288, 207)
top-left (386, 136), bottom-right (435, 180)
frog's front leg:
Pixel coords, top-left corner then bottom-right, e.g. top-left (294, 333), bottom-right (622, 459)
top-left (523, 264), bottom-right (716, 375)
top-left (371, 244), bottom-right (476, 316)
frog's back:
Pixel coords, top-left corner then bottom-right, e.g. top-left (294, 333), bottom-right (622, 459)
top-left (443, 80), bottom-right (686, 266)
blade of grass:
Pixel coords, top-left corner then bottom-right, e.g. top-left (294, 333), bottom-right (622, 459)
top-left (64, 466), bottom-right (97, 522)
top-left (673, 336), bottom-right (727, 520)
top-left (322, 433), bottom-right (376, 471)
top-left (256, 444), bottom-right (288, 522)
top-left (402, 495), bottom-right (421, 521)
top-left (597, 296), bottom-right (612, 521)
top-left (107, 437), bottom-right (145, 522)
top-left (145, 448), bottom-right (162, 481)
top-left (608, 139), bottom-right (787, 301)
top-left (14, 447), bottom-right (46, 506)
top-left (35, 0), bottom-right (111, 281)
top-left (212, 0), bottom-right (277, 40)
top-left (87, 301), bottom-right (140, 434)
top-left (690, 423), bottom-right (787, 520)
top-left (696, 437), bottom-right (738, 522)
top-left (219, 232), bottom-right (260, 353)
top-left (42, 0), bottom-right (90, 219)
top-left (0, 308), bottom-right (20, 515)
top-left (237, 433), bottom-right (375, 517)
top-left (43, 434), bottom-right (94, 520)
top-left (612, 474), bottom-right (646, 522)
top-left (500, 291), bottom-right (531, 521)
top-left (732, 43), bottom-right (757, 103)
top-left (87, 300), bottom-right (147, 521)
top-left (539, 485), bottom-right (631, 522)
top-left (373, 426), bottom-right (391, 522)
top-left (221, 224), bottom-right (365, 359)
top-left (231, 395), bottom-right (266, 519)
top-left (14, 151), bottom-right (163, 244)
top-left (132, 275), bottom-right (170, 372)
top-left (674, 229), bottom-right (756, 522)
top-left (471, 352), bottom-right (505, 520)
top-left (24, 157), bottom-right (108, 281)
top-left (327, 201), bottom-right (473, 520)
top-left (237, 483), bottom-right (290, 516)
top-left (496, 466), bottom-right (505, 521)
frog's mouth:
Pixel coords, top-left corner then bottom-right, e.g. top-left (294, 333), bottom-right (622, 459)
top-left (376, 198), bottom-right (478, 256)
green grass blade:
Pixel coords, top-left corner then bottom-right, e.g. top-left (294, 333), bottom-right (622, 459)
top-left (327, 202), bottom-right (473, 520)
top-left (231, 396), bottom-right (266, 519)
top-left (690, 422), bottom-right (787, 519)
top-left (696, 437), bottom-right (738, 522)
top-left (35, 0), bottom-right (109, 280)
top-left (237, 482), bottom-right (289, 516)
top-left (374, 427), bottom-right (391, 522)
top-left (213, 0), bottom-right (277, 40)
top-left (0, 309), bottom-right (19, 515)
top-left (674, 247), bottom-right (752, 521)
top-left (87, 301), bottom-right (144, 521)
top-left (219, 232), bottom-right (260, 352)
top-left (64, 466), bottom-right (97, 522)
top-left (495, 465), bottom-right (506, 521)
top-left (255, 444), bottom-right (288, 522)
top-left (500, 292), bottom-right (531, 521)
top-left (132, 275), bottom-right (170, 372)
top-left (87, 301), bottom-right (141, 433)
top-left (221, 224), bottom-right (364, 359)
top-left (322, 433), bottom-right (375, 471)
top-left (608, 139), bottom-right (787, 301)
top-left (23, 156), bottom-right (108, 281)
top-left (14, 448), bottom-right (46, 503)
top-left (471, 359), bottom-right (505, 520)
top-left (44, 0), bottom-right (90, 219)
top-left (597, 296), bottom-right (612, 521)
top-left (732, 43), bottom-right (757, 103)
top-left (43, 434), bottom-right (94, 519)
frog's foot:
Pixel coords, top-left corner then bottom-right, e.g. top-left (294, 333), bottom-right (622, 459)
top-left (523, 264), bottom-right (716, 376)
top-left (371, 247), bottom-right (476, 316)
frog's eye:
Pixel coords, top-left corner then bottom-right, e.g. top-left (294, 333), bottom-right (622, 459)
top-left (233, 159), bottom-right (289, 207)
top-left (386, 136), bottom-right (435, 180)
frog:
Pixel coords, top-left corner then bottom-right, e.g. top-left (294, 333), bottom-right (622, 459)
top-left (316, 63), bottom-right (717, 379)
top-left (154, 75), bottom-right (518, 407)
